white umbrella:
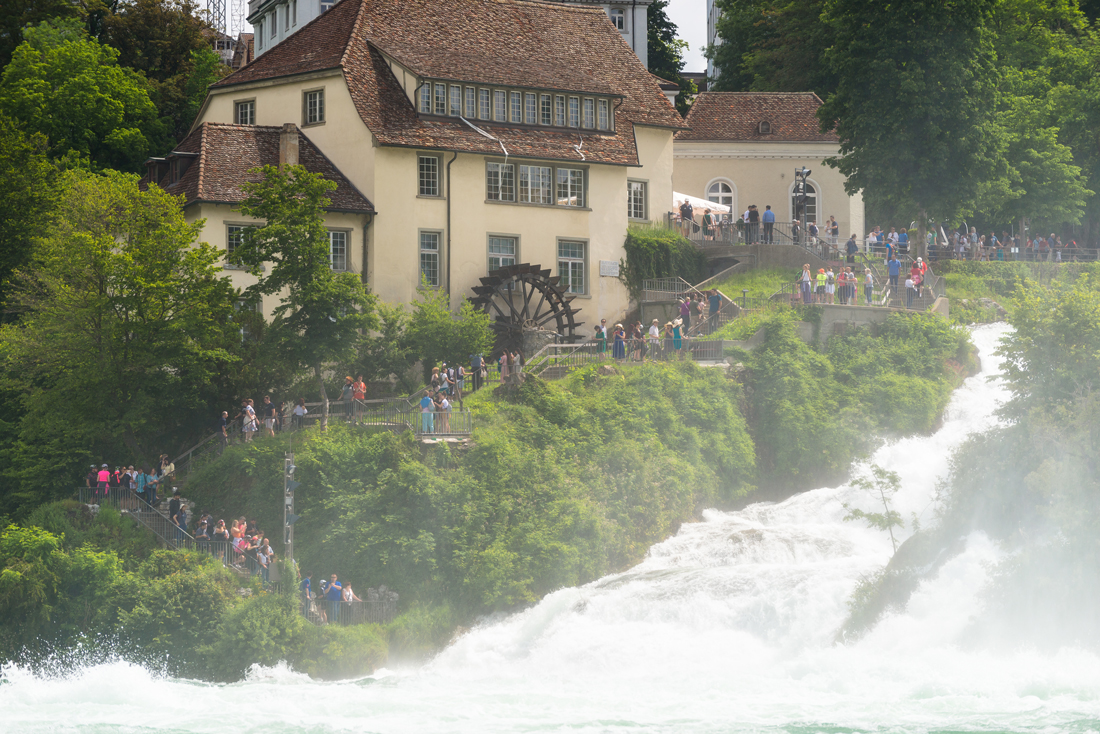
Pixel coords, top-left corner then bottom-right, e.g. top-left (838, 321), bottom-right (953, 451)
top-left (673, 191), bottom-right (730, 214)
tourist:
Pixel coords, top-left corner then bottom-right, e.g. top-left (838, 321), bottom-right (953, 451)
top-left (455, 363), bottom-right (465, 403)
top-left (897, 228), bottom-right (909, 254)
top-left (340, 376), bottom-right (354, 418)
top-left (747, 204), bottom-right (760, 243)
top-left (662, 321), bottom-right (674, 358)
top-left (439, 391), bottom-right (451, 433)
top-left (887, 255), bottom-right (902, 290)
top-left (846, 234), bottom-right (858, 264)
top-left (218, 410), bottom-right (229, 452)
top-left (212, 519), bottom-right (229, 542)
top-left (679, 297), bottom-right (691, 331)
top-left (241, 399), bottom-right (257, 442)
top-left (678, 199), bottom-right (693, 237)
top-left (260, 396), bottom-right (277, 437)
top-left (326, 574), bottom-right (344, 621)
top-left (292, 399), bottom-right (308, 430)
top-left (905, 274), bottom-right (916, 309)
top-left (85, 464), bottom-right (97, 490)
top-left (194, 516), bottom-right (210, 541)
top-left (825, 266), bottom-right (836, 305)
top-left (96, 463), bottom-right (110, 496)
top-left (672, 318), bottom-right (684, 355)
top-left (168, 491), bottom-right (182, 529)
top-left (353, 375), bottom-right (366, 419)
top-left (648, 319), bottom-right (661, 357)
top-left (828, 216), bottom-right (839, 248)
top-left (342, 583), bottom-right (362, 603)
top-left (864, 268), bottom-right (875, 305)
top-left (708, 290), bottom-right (721, 332)
top-left (630, 322), bottom-right (643, 361)
top-left (799, 264), bottom-right (813, 304)
top-left (612, 323), bottom-right (626, 361)
top-left (471, 354), bottom-right (483, 392)
top-left (702, 208), bottom-right (714, 241)
top-left (762, 204), bottom-right (775, 244)
top-left (815, 268), bottom-right (826, 304)
top-left (595, 319), bottom-right (608, 356)
top-left (419, 390), bottom-right (434, 434)
top-left (446, 364), bottom-right (457, 396)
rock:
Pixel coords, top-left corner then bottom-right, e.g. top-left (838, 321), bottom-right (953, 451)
top-left (596, 365), bottom-right (617, 376)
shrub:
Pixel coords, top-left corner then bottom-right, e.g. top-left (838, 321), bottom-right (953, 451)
top-left (619, 226), bottom-right (706, 298)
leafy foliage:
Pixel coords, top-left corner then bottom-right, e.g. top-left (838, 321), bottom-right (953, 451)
top-left (647, 0), bottom-right (697, 114)
top-left (0, 19), bottom-right (163, 171)
top-left (843, 464), bottom-right (904, 553)
top-left (619, 227), bottom-right (707, 299)
top-left (402, 288), bottom-right (495, 383)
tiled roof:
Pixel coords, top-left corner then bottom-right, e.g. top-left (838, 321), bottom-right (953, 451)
top-left (650, 73), bottom-right (680, 91)
top-left (211, 0), bottom-right (684, 165)
top-left (677, 92), bottom-right (838, 142)
top-left (142, 123), bottom-right (375, 214)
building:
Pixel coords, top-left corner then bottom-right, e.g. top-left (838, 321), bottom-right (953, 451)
top-left (230, 32), bottom-right (254, 71)
top-left (706, 0), bottom-right (721, 80)
top-left (248, 0), bottom-right (655, 69)
top-left (673, 92), bottom-right (864, 238)
top-left (142, 122), bottom-right (374, 317)
top-left (186, 0), bottom-right (683, 330)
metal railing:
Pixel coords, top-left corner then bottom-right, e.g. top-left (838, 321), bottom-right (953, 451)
top-left (526, 337), bottom-right (730, 379)
top-left (302, 595), bottom-right (398, 626)
top-left (75, 487), bottom-right (278, 584)
top-left (926, 244), bottom-right (1100, 262)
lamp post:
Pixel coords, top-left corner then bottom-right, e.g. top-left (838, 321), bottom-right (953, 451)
top-left (794, 167), bottom-right (811, 249)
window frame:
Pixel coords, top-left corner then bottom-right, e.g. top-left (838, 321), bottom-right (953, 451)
top-left (568, 96), bottom-right (580, 128)
top-left (290, 0), bottom-right (297, 26)
top-left (328, 229), bottom-right (349, 271)
top-left (597, 99), bottom-right (609, 130)
top-left (493, 90), bottom-right (507, 122)
top-left (540, 94), bottom-right (552, 125)
top-left (449, 84), bottom-right (462, 116)
top-left (487, 234), bottom-right (519, 273)
top-left (234, 99), bottom-right (255, 125)
top-left (609, 7), bottom-right (625, 30)
top-left (225, 223), bottom-right (250, 266)
top-left (627, 179), bottom-right (648, 221)
top-left (479, 88), bottom-right (491, 120)
top-left (582, 98), bottom-right (595, 129)
top-left (486, 160), bottom-right (516, 202)
top-left (555, 95), bottom-right (566, 127)
top-left (418, 153), bottom-right (442, 198)
top-left (465, 86), bottom-right (476, 118)
top-left (556, 167), bottom-right (585, 208)
top-left (418, 230), bottom-right (441, 288)
top-left (433, 83), bottom-right (447, 116)
top-left (557, 238), bottom-right (587, 295)
top-left (270, 11), bottom-right (277, 37)
top-left (419, 83), bottom-right (432, 114)
top-left (256, 22), bottom-right (264, 48)
top-left (518, 163), bottom-right (553, 205)
top-left (525, 92), bottom-right (537, 125)
top-left (303, 87), bottom-right (325, 126)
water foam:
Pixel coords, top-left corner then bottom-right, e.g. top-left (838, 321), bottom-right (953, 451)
top-left (5, 324), bottom-right (1100, 733)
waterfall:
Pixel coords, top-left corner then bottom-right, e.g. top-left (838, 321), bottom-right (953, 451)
top-left (6, 324), bottom-right (1100, 733)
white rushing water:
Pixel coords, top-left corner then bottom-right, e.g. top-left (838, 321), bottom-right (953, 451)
top-left (5, 323), bottom-right (1100, 734)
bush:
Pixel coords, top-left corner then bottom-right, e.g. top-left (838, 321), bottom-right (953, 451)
top-left (619, 226), bottom-right (707, 298)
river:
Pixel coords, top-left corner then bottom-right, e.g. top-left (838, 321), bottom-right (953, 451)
top-left (4, 323), bottom-right (1100, 733)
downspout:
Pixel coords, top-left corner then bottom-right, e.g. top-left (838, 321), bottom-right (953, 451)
top-left (445, 150), bottom-right (458, 300)
top-left (632, 0), bottom-right (638, 63)
top-left (361, 212), bottom-right (372, 286)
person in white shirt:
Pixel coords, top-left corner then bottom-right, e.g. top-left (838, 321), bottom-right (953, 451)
top-left (864, 268), bottom-right (874, 305)
top-left (905, 275), bottom-right (916, 309)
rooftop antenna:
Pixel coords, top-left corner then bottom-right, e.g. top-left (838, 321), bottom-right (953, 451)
top-left (208, 0), bottom-right (227, 35)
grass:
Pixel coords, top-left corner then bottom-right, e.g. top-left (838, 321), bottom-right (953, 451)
top-left (708, 266), bottom-right (799, 300)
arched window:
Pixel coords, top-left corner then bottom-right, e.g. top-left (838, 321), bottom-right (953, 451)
top-left (791, 183), bottom-right (817, 222)
top-left (707, 180), bottom-right (734, 210)
top-left (609, 8), bottom-right (625, 30)
top-left (758, 121), bottom-right (771, 134)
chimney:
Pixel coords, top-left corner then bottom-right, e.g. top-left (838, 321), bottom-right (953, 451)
top-left (279, 123), bottom-right (299, 169)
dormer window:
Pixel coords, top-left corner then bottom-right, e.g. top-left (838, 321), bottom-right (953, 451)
top-left (416, 79), bottom-right (615, 132)
top-left (758, 121), bottom-right (772, 134)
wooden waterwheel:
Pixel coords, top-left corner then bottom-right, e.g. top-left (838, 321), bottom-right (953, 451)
top-left (469, 263), bottom-right (583, 355)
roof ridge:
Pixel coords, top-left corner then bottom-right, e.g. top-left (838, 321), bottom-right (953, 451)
top-left (196, 122), bottom-right (208, 200)
top-left (339, 0), bottom-right (366, 69)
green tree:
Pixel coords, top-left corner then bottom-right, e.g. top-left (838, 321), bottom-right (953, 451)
top-left (403, 287), bottom-right (495, 384)
top-left (0, 19), bottom-right (163, 171)
top-left (102, 0), bottom-right (227, 140)
top-left (0, 0), bottom-right (81, 68)
top-left (234, 165), bottom-right (378, 430)
top-left (647, 0), bottom-right (697, 114)
top-left (843, 463), bottom-right (904, 553)
top-left (706, 0), bottom-right (772, 91)
top-left (0, 170), bottom-right (237, 508)
top-left (0, 116), bottom-right (60, 311)
top-left (818, 0), bottom-right (1005, 257)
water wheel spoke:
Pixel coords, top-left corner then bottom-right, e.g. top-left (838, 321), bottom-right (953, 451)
top-left (469, 263), bottom-right (579, 356)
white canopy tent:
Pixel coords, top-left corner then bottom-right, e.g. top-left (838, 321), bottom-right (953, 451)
top-left (672, 192), bottom-right (730, 215)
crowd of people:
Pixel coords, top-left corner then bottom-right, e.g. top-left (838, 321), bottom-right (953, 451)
top-left (795, 255), bottom-right (931, 308)
top-left (85, 455), bottom-right (177, 510)
top-left (935, 227), bottom-right (1086, 262)
top-left (298, 571), bottom-right (364, 624)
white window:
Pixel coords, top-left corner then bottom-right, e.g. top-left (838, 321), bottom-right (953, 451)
top-left (420, 84), bottom-right (431, 114)
top-left (792, 183), bottom-right (817, 222)
top-left (449, 85), bottom-right (462, 116)
top-left (418, 155), bottom-right (439, 197)
top-left (256, 22), bottom-right (263, 47)
top-left (708, 180), bottom-right (734, 209)
top-left (487, 162), bottom-right (515, 202)
top-left (226, 225), bottom-right (246, 259)
top-left (510, 91), bottom-right (522, 123)
top-left (329, 230), bottom-right (347, 271)
top-left (609, 7), bottom-right (625, 30)
top-left (479, 88), bottom-right (490, 120)
top-left (556, 168), bottom-right (584, 207)
top-left (568, 97), bottom-right (580, 127)
top-left (465, 86), bottom-right (476, 118)
top-left (519, 165), bottom-right (552, 205)
top-left (304, 89), bottom-right (324, 125)
top-left (488, 236), bottom-right (517, 271)
top-left (558, 240), bottom-right (585, 294)
top-left (235, 100), bottom-right (255, 125)
top-left (540, 94), bottom-right (552, 125)
top-left (525, 92), bottom-right (536, 124)
top-left (291, 0), bottom-right (297, 26)
top-left (598, 99), bottom-right (609, 130)
top-left (493, 90), bottom-right (507, 122)
top-left (555, 95), bottom-right (565, 127)
top-left (319, 0), bottom-right (333, 10)
top-left (583, 99), bottom-right (595, 129)
top-left (434, 83), bottom-right (446, 116)
top-left (420, 232), bottom-right (440, 287)
top-left (627, 180), bottom-right (647, 220)
top-left (270, 12), bottom-right (276, 37)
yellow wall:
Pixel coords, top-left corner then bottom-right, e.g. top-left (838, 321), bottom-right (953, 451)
top-left (672, 140), bottom-right (864, 238)
top-left (196, 74), bottom-right (674, 332)
top-left (185, 202), bottom-right (367, 320)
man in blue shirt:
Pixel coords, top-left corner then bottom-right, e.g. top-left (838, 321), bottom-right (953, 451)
top-left (897, 229), bottom-right (909, 254)
top-left (326, 573), bottom-right (343, 622)
top-left (761, 204), bottom-right (775, 244)
top-left (887, 255), bottom-right (902, 288)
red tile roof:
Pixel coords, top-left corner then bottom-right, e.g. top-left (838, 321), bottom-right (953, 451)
top-left (211, 0), bottom-right (684, 165)
top-left (142, 123), bottom-right (375, 214)
top-left (677, 92), bottom-right (838, 142)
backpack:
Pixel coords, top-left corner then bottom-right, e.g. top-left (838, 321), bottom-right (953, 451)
top-left (826, 272), bottom-right (835, 285)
